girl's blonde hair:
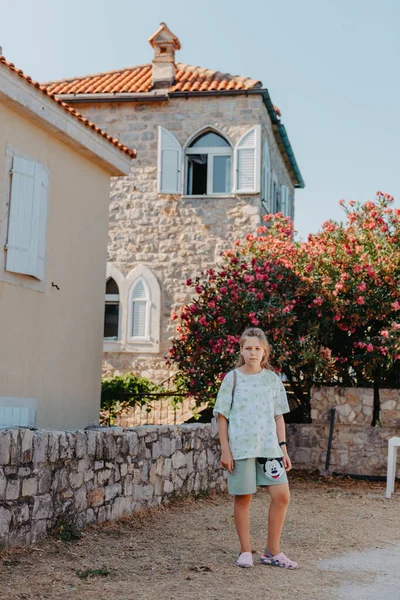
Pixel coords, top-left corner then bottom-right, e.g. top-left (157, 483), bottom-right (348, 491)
top-left (235, 328), bottom-right (273, 370)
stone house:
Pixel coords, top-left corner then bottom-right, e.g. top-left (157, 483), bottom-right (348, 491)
top-left (44, 23), bottom-right (305, 383)
top-left (0, 54), bottom-right (135, 429)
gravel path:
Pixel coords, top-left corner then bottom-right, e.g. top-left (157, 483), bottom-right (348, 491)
top-left (0, 473), bottom-right (399, 600)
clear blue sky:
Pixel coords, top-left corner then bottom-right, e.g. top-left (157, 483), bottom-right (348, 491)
top-left (1, 0), bottom-right (399, 239)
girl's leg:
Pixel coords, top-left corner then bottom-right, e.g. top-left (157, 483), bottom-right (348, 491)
top-left (234, 494), bottom-right (252, 552)
top-left (265, 483), bottom-right (290, 555)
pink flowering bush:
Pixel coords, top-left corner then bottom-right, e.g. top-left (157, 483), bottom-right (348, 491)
top-left (168, 193), bottom-right (400, 422)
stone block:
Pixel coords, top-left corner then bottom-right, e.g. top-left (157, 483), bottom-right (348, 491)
top-left (0, 469), bottom-right (6, 499)
top-left (84, 470), bottom-right (94, 483)
top-left (75, 431), bottom-right (87, 459)
top-left (33, 495), bottom-right (53, 521)
top-left (120, 463), bottom-right (128, 477)
top-left (0, 507), bottom-right (12, 540)
top-left (33, 432), bottom-right (49, 465)
top-left (87, 487), bottom-right (105, 507)
top-left (20, 429), bottom-right (34, 463)
top-left (74, 486), bottom-right (87, 511)
top-left (111, 496), bottom-right (133, 520)
top-left (0, 431), bottom-right (10, 465)
top-left (97, 469), bottom-right (112, 485)
top-left (163, 480), bottom-right (174, 494)
top-left (47, 432), bottom-right (59, 463)
top-left (13, 503), bottom-right (29, 525)
top-left (38, 467), bottom-right (52, 494)
top-left (30, 520), bottom-right (48, 545)
top-left (104, 483), bottom-right (122, 502)
top-left (69, 472), bottom-right (84, 489)
top-left (22, 477), bottom-right (37, 497)
top-left (172, 451), bottom-right (186, 469)
top-left (6, 479), bottom-right (20, 500)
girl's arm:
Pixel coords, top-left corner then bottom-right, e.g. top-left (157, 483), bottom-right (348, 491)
top-left (218, 414), bottom-right (234, 473)
top-left (275, 415), bottom-right (292, 472)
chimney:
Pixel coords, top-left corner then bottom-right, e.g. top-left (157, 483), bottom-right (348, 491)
top-left (148, 22), bottom-right (181, 89)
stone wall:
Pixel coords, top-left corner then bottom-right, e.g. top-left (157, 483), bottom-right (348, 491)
top-left (74, 95), bottom-right (295, 382)
top-left (288, 386), bottom-right (400, 477)
top-left (0, 424), bottom-right (225, 548)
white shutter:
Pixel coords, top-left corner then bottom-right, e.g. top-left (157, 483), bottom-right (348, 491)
top-left (281, 185), bottom-right (289, 216)
top-left (234, 125), bottom-right (261, 193)
top-left (6, 156), bottom-right (49, 280)
top-left (158, 127), bottom-right (182, 194)
top-left (262, 139), bottom-right (272, 211)
top-left (130, 279), bottom-right (150, 339)
top-left (132, 300), bottom-right (147, 337)
top-left (0, 397), bottom-right (37, 428)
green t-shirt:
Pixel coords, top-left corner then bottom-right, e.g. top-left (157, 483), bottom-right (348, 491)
top-left (213, 368), bottom-right (290, 460)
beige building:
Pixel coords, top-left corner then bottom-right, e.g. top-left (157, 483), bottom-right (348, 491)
top-left (45, 23), bottom-right (305, 383)
top-left (0, 55), bottom-right (135, 429)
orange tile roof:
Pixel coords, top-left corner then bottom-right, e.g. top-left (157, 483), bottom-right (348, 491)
top-left (0, 55), bottom-right (136, 159)
top-left (44, 63), bottom-right (263, 96)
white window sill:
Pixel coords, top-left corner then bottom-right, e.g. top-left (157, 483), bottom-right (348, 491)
top-left (181, 194), bottom-right (235, 200)
top-left (103, 340), bottom-right (160, 354)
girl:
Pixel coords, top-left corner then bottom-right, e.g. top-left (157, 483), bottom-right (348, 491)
top-left (213, 327), bottom-right (298, 569)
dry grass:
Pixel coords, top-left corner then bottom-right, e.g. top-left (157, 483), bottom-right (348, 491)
top-left (0, 472), bottom-right (399, 600)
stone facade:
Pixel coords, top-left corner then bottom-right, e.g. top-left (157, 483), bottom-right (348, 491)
top-left (72, 92), bottom-right (296, 382)
top-left (289, 386), bottom-right (400, 477)
top-left (0, 425), bottom-right (225, 548)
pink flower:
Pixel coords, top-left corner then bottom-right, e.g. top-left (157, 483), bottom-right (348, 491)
top-left (186, 279), bottom-right (192, 286)
top-left (195, 285), bottom-right (202, 294)
top-left (392, 301), bottom-right (400, 311)
top-left (356, 296), bottom-right (365, 305)
top-left (380, 330), bottom-right (389, 338)
top-left (198, 316), bottom-right (207, 326)
top-left (282, 305), bottom-right (292, 314)
top-left (333, 315), bottom-right (341, 321)
top-left (220, 286), bottom-right (228, 295)
top-left (357, 282), bottom-right (366, 292)
top-left (217, 317), bottom-right (226, 325)
top-left (366, 344), bottom-right (374, 352)
top-left (313, 297), bottom-right (324, 306)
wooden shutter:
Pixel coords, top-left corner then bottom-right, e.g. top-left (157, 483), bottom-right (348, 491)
top-left (234, 125), bottom-right (261, 193)
top-left (281, 185), bottom-right (289, 216)
top-left (6, 156), bottom-right (49, 280)
top-left (158, 127), bottom-right (182, 194)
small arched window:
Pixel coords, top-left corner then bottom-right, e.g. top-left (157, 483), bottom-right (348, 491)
top-left (130, 278), bottom-right (151, 340)
top-left (104, 277), bottom-right (120, 340)
top-left (186, 131), bottom-right (232, 195)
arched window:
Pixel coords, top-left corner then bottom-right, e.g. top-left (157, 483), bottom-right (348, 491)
top-left (104, 277), bottom-right (120, 340)
top-left (186, 131), bottom-right (232, 195)
top-left (129, 278), bottom-right (151, 340)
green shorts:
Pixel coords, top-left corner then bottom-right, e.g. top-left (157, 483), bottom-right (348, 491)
top-left (227, 457), bottom-right (288, 495)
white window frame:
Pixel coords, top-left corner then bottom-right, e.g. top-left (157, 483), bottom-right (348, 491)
top-left (103, 264), bottom-right (161, 354)
top-left (128, 277), bottom-right (151, 342)
top-left (0, 146), bottom-right (49, 293)
top-left (185, 129), bottom-right (233, 196)
top-left (104, 277), bottom-right (121, 341)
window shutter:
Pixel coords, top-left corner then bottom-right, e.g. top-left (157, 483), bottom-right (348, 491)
top-left (6, 157), bottom-right (49, 280)
top-left (281, 185), bottom-right (289, 216)
top-left (262, 139), bottom-right (272, 211)
top-left (158, 127), bottom-right (182, 194)
top-left (132, 300), bottom-right (147, 337)
top-left (234, 125), bottom-right (261, 193)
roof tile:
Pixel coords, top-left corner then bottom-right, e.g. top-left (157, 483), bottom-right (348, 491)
top-left (44, 62), bottom-right (262, 96)
top-left (0, 55), bottom-right (136, 159)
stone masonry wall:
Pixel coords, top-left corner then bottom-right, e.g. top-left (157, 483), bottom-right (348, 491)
top-left (74, 95), bottom-right (295, 382)
top-left (0, 424), bottom-right (225, 548)
top-left (288, 386), bottom-right (400, 477)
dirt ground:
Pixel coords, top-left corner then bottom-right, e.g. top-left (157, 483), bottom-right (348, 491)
top-left (1, 472), bottom-right (399, 600)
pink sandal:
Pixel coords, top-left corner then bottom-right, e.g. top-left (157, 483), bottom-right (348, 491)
top-left (260, 549), bottom-right (299, 569)
top-left (235, 551), bottom-right (254, 568)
